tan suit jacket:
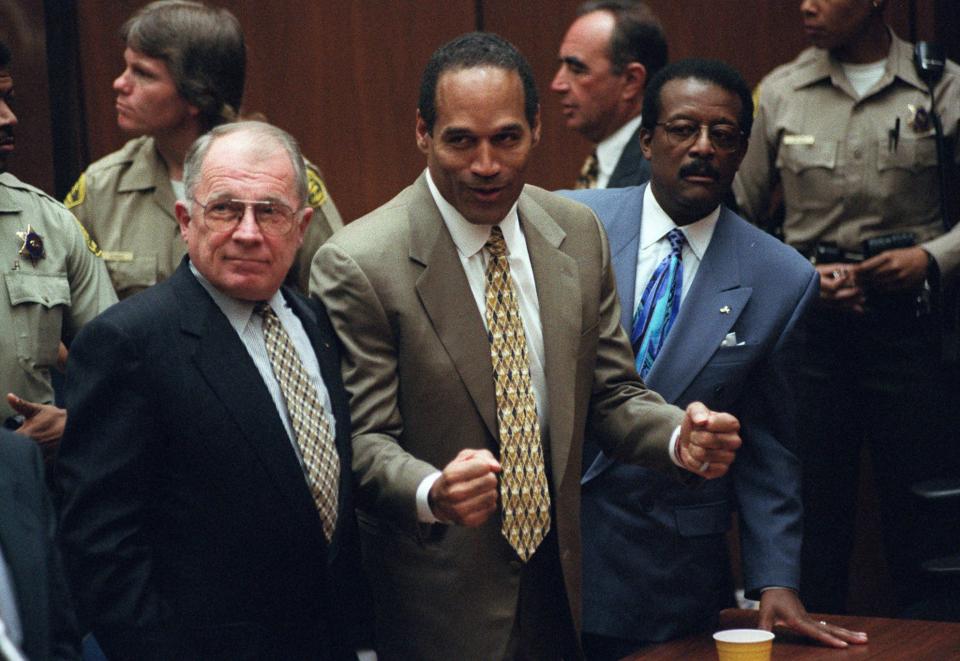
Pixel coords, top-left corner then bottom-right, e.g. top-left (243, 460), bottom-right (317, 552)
top-left (311, 173), bottom-right (683, 659)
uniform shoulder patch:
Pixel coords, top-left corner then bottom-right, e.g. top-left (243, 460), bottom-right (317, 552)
top-left (64, 174), bottom-right (86, 209)
top-left (72, 217), bottom-right (102, 257)
top-left (306, 166), bottom-right (328, 208)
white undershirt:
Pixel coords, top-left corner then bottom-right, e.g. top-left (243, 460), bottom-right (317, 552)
top-left (596, 115), bottom-right (642, 188)
top-left (840, 59), bottom-right (886, 98)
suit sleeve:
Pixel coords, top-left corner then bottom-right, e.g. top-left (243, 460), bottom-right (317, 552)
top-left (583, 213), bottom-right (685, 471)
top-left (57, 316), bottom-right (193, 660)
top-left (311, 242), bottom-right (437, 528)
top-left (736, 269), bottom-right (819, 597)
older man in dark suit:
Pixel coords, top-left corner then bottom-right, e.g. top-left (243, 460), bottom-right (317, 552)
top-left (57, 121), bottom-right (366, 661)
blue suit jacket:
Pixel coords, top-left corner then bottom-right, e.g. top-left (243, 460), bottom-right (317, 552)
top-left (559, 184), bottom-right (818, 642)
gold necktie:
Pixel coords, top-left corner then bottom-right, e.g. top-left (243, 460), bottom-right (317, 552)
top-left (257, 303), bottom-right (339, 542)
top-left (575, 150), bottom-right (599, 189)
top-left (484, 226), bottom-right (551, 562)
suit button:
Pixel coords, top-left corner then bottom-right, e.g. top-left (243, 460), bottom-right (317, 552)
top-left (714, 385), bottom-right (724, 395)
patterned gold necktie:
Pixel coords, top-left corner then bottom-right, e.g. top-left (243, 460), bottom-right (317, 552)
top-left (575, 150), bottom-right (599, 189)
top-left (256, 303), bottom-right (339, 542)
top-left (484, 226), bottom-right (551, 562)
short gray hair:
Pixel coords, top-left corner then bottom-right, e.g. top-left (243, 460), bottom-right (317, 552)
top-left (183, 121), bottom-right (308, 206)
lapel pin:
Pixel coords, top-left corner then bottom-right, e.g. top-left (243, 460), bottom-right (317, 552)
top-left (16, 225), bottom-right (46, 266)
top-left (720, 305), bottom-right (731, 314)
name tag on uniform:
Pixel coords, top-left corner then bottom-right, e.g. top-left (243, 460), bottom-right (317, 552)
top-left (783, 134), bottom-right (815, 145)
top-left (101, 251), bottom-right (134, 262)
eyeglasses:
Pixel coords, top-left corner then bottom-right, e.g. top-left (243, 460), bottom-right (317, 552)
top-left (655, 120), bottom-right (744, 152)
top-left (191, 197), bottom-right (301, 236)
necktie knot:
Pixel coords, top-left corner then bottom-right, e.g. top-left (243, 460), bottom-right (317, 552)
top-left (485, 226), bottom-right (508, 258)
top-left (254, 301), bottom-right (275, 320)
top-left (667, 228), bottom-right (686, 256)
top-left (575, 151), bottom-right (599, 189)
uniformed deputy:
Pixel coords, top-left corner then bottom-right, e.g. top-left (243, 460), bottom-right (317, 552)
top-left (0, 41), bottom-right (116, 454)
top-left (64, 0), bottom-right (343, 300)
top-left (734, 0), bottom-right (960, 615)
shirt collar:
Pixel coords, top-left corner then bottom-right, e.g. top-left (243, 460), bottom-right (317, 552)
top-left (792, 28), bottom-right (924, 94)
top-left (425, 168), bottom-right (522, 258)
top-left (596, 115), bottom-right (642, 177)
top-left (640, 184), bottom-right (718, 261)
top-left (189, 260), bottom-right (286, 335)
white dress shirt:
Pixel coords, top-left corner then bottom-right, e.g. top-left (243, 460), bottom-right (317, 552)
top-left (596, 115), bottom-right (642, 189)
top-left (415, 170), bottom-right (551, 522)
top-left (632, 185), bottom-right (719, 312)
top-left (190, 262), bottom-right (336, 471)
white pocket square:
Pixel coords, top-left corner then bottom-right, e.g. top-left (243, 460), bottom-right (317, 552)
top-left (720, 332), bottom-right (745, 348)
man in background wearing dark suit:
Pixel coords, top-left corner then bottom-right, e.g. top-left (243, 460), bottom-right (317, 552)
top-left (57, 121), bottom-right (366, 661)
top-left (561, 58), bottom-right (867, 659)
top-left (551, 0), bottom-right (666, 189)
top-left (0, 428), bottom-right (79, 660)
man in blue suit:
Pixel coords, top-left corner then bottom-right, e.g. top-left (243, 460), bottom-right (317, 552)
top-left (561, 58), bottom-right (867, 659)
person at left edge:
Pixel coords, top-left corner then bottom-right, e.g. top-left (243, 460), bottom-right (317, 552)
top-left (560, 58), bottom-right (867, 659)
top-left (312, 32), bottom-right (741, 660)
top-left (64, 0), bottom-right (343, 299)
top-left (0, 39), bottom-right (116, 457)
top-left (57, 121), bottom-right (367, 661)
top-left (0, 428), bottom-right (81, 660)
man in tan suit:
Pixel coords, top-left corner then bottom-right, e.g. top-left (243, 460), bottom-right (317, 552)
top-left (311, 32), bottom-right (741, 660)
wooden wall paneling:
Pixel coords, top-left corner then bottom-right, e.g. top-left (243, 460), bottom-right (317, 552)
top-left (0, 0), bottom-right (54, 193)
top-left (233, 0), bottom-right (475, 222)
top-left (482, 0), bottom-right (587, 193)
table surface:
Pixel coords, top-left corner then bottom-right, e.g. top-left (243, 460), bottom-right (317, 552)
top-left (622, 608), bottom-right (960, 660)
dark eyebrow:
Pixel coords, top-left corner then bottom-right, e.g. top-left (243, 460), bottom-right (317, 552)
top-left (439, 127), bottom-right (474, 140)
top-left (560, 56), bottom-right (588, 71)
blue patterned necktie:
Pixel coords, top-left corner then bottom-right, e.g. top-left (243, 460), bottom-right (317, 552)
top-left (631, 228), bottom-right (686, 378)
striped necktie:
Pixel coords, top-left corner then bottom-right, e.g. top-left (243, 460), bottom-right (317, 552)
top-left (256, 303), bottom-right (340, 542)
top-left (575, 151), bottom-right (599, 189)
top-left (484, 226), bottom-right (551, 562)
top-left (631, 228), bottom-right (686, 378)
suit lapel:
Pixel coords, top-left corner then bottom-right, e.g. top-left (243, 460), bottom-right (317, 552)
top-left (284, 290), bottom-right (353, 557)
top-left (645, 207), bottom-right (752, 401)
top-left (409, 177), bottom-right (500, 441)
top-left (606, 184), bottom-right (646, 331)
top-left (519, 191), bottom-right (580, 489)
top-left (607, 128), bottom-right (649, 188)
top-left (172, 264), bottom-right (323, 540)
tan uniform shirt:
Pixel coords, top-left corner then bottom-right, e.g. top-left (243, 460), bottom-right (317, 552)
top-left (734, 31), bottom-right (960, 278)
top-left (65, 136), bottom-right (344, 299)
top-left (0, 172), bottom-right (116, 420)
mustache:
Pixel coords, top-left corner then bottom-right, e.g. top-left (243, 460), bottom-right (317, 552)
top-left (0, 127), bottom-right (13, 141)
top-left (679, 160), bottom-right (720, 179)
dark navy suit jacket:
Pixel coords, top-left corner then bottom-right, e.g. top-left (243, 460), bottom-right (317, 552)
top-left (0, 429), bottom-right (80, 660)
top-left (57, 259), bottom-right (367, 660)
top-left (560, 184), bottom-right (818, 642)
top-left (607, 128), bottom-right (651, 189)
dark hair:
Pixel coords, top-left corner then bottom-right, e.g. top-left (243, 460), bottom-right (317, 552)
top-left (0, 40), bottom-right (10, 69)
top-left (122, 0), bottom-right (245, 132)
top-left (641, 58), bottom-right (754, 136)
top-left (577, 0), bottom-right (667, 78)
top-left (418, 32), bottom-right (539, 134)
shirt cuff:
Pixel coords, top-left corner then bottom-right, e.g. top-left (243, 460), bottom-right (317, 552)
top-left (416, 471), bottom-right (443, 523)
top-left (668, 425), bottom-right (683, 467)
